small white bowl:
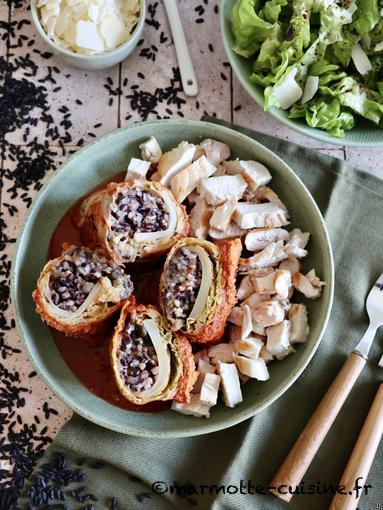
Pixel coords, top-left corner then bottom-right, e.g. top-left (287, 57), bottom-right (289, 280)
top-left (31, 0), bottom-right (146, 70)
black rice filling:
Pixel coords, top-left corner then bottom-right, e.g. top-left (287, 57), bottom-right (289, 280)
top-left (49, 247), bottom-right (133, 313)
top-left (118, 321), bottom-right (159, 393)
top-left (110, 188), bottom-right (170, 237)
top-left (162, 247), bottom-right (202, 330)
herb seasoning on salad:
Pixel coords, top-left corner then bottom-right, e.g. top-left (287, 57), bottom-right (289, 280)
top-left (231, 0), bottom-right (383, 136)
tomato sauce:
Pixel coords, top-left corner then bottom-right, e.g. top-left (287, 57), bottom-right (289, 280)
top-left (48, 172), bottom-right (169, 413)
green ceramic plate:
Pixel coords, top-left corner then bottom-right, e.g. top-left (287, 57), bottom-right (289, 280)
top-left (12, 120), bottom-right (334, 437)
top-left (221, 0), bottom-right (383, 147)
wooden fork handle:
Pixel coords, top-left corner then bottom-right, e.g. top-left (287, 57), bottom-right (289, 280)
top-left (330, 383), bottom-right (383, 510)
top-left (269, 352), bottom-right (366, 502)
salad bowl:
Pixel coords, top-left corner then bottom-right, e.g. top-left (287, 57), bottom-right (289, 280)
top-left (221, 0), bottom-right (383, 147)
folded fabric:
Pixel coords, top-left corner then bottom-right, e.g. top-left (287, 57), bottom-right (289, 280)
top-left (17, 118), bottom-right (383, 510)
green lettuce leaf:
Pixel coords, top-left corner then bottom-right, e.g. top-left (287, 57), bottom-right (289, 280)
top-left (260, 0), bottom-right (288, 23)
top-left (339, 83), bottom-right (383, 124)
top-left (289, 97), bottom-right (355, 137)
top-left (353, 0), bottom-right (380, 37)
top-left (230, 0), bottom-right (274, 58)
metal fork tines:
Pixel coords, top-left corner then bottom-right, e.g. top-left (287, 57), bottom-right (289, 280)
top-left (355, 273), bottom-right (383, 359)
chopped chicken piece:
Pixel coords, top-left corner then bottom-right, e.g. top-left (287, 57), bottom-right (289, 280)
top-left (241, 292), bottom-right (269, 310)
top-left (279, 257), bottom-right (300, 275)
top-left (234, 336), bottom-right (264, 359)
top-left (200, 373), bottom-right (221, 406)
top-left (192, 145), bottom-right (205, 161)
top-left (253, 271), bottom-right (276, 294)
top-left (223, 160), bottom-right (272, 190)
top-left (125, 158), bottom-right (151, 180)
top-left (241, 304), bottom-right (253, 339)
top-left (230, 325), bottom-right (243, 343)
top-left (171, 394), bottom-right (211, 418)
top-left (189, 198), bottom-right (213, 239)
top-left (187, 189), bottom-right (200, 207)
top-left (253, 186), bottom-right (289, 214)
top-left (198, 175), bottom-right (247, 206)
top-left (289, 304), bottom-right (310, 344)
top-left (194, 349), bottom-right (210, 364)
top-left (266, 320), bottom-right (290, 356)
top-left (293, 270), bottom-right (325, 299)
top-left (193, 358), bottom-right (216, 393)
top-left (208, 343), bottom-right (235, 365)
top-left (228, 306), bottom-right (244, 326)
top-left (209, 222), bottom-right (247, 240)
top-left (245, 228), bottom-right (290, 252)
top-left (156, 141), bottom-right (196, 185)
top-left (274, 270), bottom-right (292, 300)
top-left (253, 323), bottom-right (267, 336)
top-left (139, 136), bottom-right (162, 163)
top-left (234, 202), bottom-right (289, 229)
top-left (217, 361), bottom-right (243, 408)
top-left (209, 198), bottom-right (237, 231)
top-left (252, 300), bottom-right (285, 327)
top-left (214, 164), bottom-right (227, 177)
top-left (239, 241), bottom-right (287, 271)
top-left (170, 155), bottom-right (216, 203)
top-left (234, 355), bottom-right (270, 381)
top-left (240, 267), bottom-right (274, 277)
top-left (200, 139), bottom-right (231, 166)
top-left (260, 345), bottom-right (274, 363)
top-left (285, 229), bottom-right (310, 258)
top-left (237, 275), bottom-right (256, 301)
top-left (276, 345), bottom-right (295, 360)
top-left (274, 298), bottom-right (291, 313)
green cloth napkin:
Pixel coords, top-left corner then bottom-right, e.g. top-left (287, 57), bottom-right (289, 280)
top-left (20, 119), bottom-right (383, 510)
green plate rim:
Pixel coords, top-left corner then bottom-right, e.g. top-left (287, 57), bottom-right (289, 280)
top-left (11, 119), bottom-right (334, 437)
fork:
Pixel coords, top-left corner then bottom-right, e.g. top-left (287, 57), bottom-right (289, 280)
top-left (270, 273), bottom-right (383, 503)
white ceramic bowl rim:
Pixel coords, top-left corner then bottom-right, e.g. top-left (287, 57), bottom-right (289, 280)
top-left (30, 0), bottom-right (146, 60)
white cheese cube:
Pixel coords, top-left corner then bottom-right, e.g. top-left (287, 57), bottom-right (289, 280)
top-left (234, 202), bottom-right (289, 229)
top-left (289, 304), bottom-right (310, 343)
top-left (200, 373), bottom-right (221, 406)
top-left (266, 320), bottom-right (290, 356)
top-left (234, 355), bottom-right (270, 381)
top-left (139, 137), bottom-right (162, 163)
top-left (198, 175), bottom-right (247, 206)
top-left (171, 394), bottom-right (211, 418)
top-left (217, 362), bottom-right (243, 408)
top-left (125, 158), bottom-right (151, 180)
